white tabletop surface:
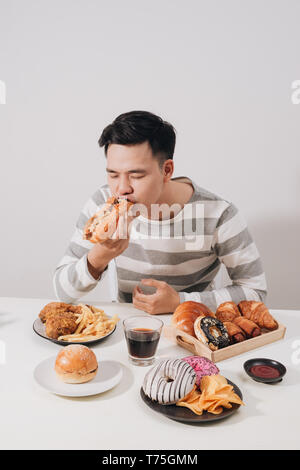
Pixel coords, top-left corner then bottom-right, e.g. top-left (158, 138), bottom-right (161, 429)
top-left (0, 297), bottom-right (299, 450)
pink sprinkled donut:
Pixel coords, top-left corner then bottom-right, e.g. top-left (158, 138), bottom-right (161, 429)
top-left (183, 356), bottom-right (219, 387)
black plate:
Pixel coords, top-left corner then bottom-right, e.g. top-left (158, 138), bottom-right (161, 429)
top-left (243, 358), bottom-right (286, 384)
top-left (33, 317), bottom-right (116, 346)
top-left (140, 379), bottom-right (243, 424)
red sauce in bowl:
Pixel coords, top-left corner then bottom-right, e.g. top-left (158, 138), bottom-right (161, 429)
top-left (250, 365), bottom-right (280, 379)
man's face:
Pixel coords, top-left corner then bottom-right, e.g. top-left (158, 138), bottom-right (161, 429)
top-left (106, 141), bottom-right (172, 215)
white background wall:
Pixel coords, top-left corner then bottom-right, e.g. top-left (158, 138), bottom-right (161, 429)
top-left (0, 0), bottom-right (299, 309)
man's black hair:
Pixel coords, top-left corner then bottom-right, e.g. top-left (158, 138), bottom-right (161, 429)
top-left (98, 110), bottom-right (176, 167)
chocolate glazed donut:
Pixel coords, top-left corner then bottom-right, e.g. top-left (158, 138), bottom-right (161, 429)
top-left (194, 316), bottom-right (230, 351)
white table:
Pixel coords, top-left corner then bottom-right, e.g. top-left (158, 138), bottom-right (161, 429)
top-left (0, 297), bottom-right (299, 450)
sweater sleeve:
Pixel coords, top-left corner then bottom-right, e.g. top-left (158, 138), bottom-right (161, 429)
top-left (53, 189), bottom-right (108, 303)
top-left (179, 203), bottom-right (267, 311)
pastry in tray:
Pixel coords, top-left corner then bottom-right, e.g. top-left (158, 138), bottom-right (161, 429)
top-left (171, 301), bottom-right (214, 337)
top-left (238, 300), bottom-right (278, 330)
top-left (223, 321), bottom-right (246, 344)
top-left (233, 316), bottom-right (261, 339)
top-left (215, 301), bottom-right (241, 322)
top-left (172, 302), bottom-right (229, 351)
top-left (193, 315), bottom-right (230, 351)
top-left (171, 299), bottom-right (279, 350)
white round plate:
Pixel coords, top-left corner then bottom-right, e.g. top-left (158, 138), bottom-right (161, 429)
top-left (34, 357), bottom-right (123, 397)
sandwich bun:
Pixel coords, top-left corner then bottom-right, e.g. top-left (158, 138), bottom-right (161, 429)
top-left (55, 344), bottom-right (98, 384)
top-left (83, 196), bottom-right (134, 244)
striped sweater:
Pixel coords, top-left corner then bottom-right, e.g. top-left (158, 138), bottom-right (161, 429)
top-left (53, 177), bottom-right (267, 311)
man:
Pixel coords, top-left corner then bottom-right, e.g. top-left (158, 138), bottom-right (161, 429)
top-left (53, 110), bottom-right (267, 313)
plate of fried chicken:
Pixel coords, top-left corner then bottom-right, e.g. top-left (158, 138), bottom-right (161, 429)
top-left (33, 302), bottom-right (117, 346)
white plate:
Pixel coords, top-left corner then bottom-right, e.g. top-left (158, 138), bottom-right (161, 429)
top-left (34, 357), bottom-right (123, 397)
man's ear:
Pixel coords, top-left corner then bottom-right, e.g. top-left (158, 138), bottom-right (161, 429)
top-left (162, 159), bottom-right (174, 182)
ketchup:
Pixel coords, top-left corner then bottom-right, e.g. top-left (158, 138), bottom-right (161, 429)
top-left (250, 365), bottom-right (280, 379)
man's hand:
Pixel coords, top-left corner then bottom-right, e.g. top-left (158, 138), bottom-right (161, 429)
top-left (87, 214), bottom-right (135, 280)
top-left (132, 279), bottom-right (180, 314)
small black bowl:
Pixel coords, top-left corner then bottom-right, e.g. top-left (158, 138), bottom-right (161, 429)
top-left (243, 358), bottom-right (286, 384)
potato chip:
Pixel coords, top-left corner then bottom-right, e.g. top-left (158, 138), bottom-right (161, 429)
top-left (176, 374), bottom-right (244, 415)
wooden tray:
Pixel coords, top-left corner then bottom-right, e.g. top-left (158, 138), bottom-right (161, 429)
top-left (163, 322), bottom-right (286, 362)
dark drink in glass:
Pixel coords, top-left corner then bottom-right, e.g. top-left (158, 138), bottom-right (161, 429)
top-left (126, 328), bottom-right (160, 358)
top-left (123, 317), bottom-right (163, 366)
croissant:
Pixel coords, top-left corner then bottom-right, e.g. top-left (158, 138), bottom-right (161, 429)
top-left (215, 301), bottom-right (241, 322)
top-left (172, 301), bottom-right (215, 337)
top-left (238, 301), bottom-right (278, 331)
top-left (223, 321), bottom-right (246, 344)
top-left (233, 317), bottom-right (261, 338)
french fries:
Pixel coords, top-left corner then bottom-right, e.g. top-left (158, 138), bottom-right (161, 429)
top-left (58, 304), bottom-right (119, 342)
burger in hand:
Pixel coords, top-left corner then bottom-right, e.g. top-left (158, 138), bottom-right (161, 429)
top-left (83, 196), bottom-right (134, 244)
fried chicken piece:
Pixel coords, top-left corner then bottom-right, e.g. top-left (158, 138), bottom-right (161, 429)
top-left (45, 312), bottom-right (78, 340)
top-left (39, 302), bottom-right (81, 323)
top-left (39, 302), bottom-right (70, 322)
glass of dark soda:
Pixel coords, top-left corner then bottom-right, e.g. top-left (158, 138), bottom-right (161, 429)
top-left (123, 316), bottom-right (164, 366)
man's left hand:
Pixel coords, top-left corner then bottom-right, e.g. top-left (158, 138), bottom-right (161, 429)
top-left (132, 278), bottom-right (180, 314)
